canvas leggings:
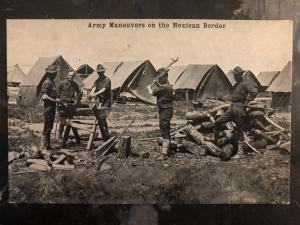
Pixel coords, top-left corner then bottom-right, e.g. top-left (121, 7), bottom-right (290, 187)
top-left (214, 102), bottom-right (247, 141)
top-left (159, 107), bottom-right (174, 139)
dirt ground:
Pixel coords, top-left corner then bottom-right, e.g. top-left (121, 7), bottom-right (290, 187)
top-left (8, 101), bottom-right (290, 204)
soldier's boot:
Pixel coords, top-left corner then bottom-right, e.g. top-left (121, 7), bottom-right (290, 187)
top-left (156, 139), bottom-right (170, 161)
top-left (40, 134), bottom-right (47, 149)
top-left (61, 125), bottom-right (71, 148)
top-left (232, 141), bottom-right (244, 159)
top-left (99, 121), bottom-right (110, 141)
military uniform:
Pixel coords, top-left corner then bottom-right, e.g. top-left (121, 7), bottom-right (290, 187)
top-left (214, 70), bottom-right (257, 143)
top-left (151, 68), bottom-right (174, 160)
top-left (41, 76), bottom-right (57, 149)
top-left (91, 67), bottom-right (112, 141)
top-left (152, 82), bottom-right (174, 140)
top-left (57, 79), bottom-right (81, 144)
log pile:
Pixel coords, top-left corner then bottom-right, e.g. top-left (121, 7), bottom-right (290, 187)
top-left (168, 103), bottom-right (291, 160)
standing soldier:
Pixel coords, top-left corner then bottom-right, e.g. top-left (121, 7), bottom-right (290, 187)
top-left (40, 65), bottom-right (63, 150)
top-left (151, 68), bottom-right (174, 160)
top-left (88, 64), bottom-right (112, 141)
top-left (214, 66), bottom-right (258, 155)
top-left (57, 69), bottom-right (82, 147)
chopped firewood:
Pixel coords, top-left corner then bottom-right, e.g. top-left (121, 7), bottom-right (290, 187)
top-left (8, 152), bottom-right (17, 163)
top-left (253, 119), bottom-right (267, 131)
top-left (224, 122), bottom-right (235, 130)
top-left (276, 135), bottom-right (283, 146)
top-left (95, 136), bottom-right (117, 154)
top-left (59, 149), bottom-right (74, 157)
top-left (186, 111), bottom-right (209, 121)
top-left (52, 164), bottom-right (75, 170)
top-left (12, 170), bottom-right (38, 175)
top-left (264, 116), bottom-right (290, 138)
top-left (180, 139), bottom-right (206, 156)
top-left (252, 129), bottom-right (276, 144)
top-left (280, 141), bottom-right (290, 149)
top-left (29, 163), bottom-right (51, 171)
top-left (27, 159), bottom-right (49, 166)
top-left (249, 111), bottom-right (265, 118)
top-left (53, 155), bottom-right (66, 164)
top-left (244, 140), bottom-right (263, 154)
top-left (184, 124), bottom-right (222, 157)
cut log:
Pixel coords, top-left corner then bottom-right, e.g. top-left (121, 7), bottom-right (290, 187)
top-left (180, 139), bottom-right (206, 156)
top-left (52, 164), bottom-right (75, 170)
top-left (118, 136), bottom-right (131, 159)
top-left (53, 155), bottom-right (66, 164)
top-left (220, 144), bottom-right (234, 161)
top-left (29, 163), bottom-right (51, 171)
top-left (253, 119), bottom-right (267, 131)
top-left (95, 136), bottom-right (117, 155)
top-left (184, 124), bottom-right (222, 157)
top-left (252, 129), bottom-right (276, 144)
top-left (249, 111), bottom-right (265, 118)
top-left (186, 111), bottom-right (209, 121)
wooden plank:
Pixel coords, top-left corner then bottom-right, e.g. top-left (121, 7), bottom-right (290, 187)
top-left (95, 136), bottom-right (117, 154)
top-left (87, 120), bottom-right (98, 150)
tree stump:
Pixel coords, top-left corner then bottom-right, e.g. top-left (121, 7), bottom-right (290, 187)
top-left (118, 136), bottom-right (131, 158)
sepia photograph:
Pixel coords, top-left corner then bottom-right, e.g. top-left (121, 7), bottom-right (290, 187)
top-left (7, 19), bottom-right (292, 204)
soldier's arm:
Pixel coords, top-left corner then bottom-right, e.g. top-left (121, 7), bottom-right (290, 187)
top-left (151, 83), bottom-right (165, 96)
top-left (92, 79), bottom-right (110, 97)
top-left (245, 83), bottom-right (258, 105)
top-left (41, 81), bottom-right (60, 103)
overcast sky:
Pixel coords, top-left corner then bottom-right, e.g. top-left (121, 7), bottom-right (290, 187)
top-left (7, 19), bottom-right (292, 75)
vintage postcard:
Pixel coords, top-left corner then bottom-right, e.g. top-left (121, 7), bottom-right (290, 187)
top-left (7, 19), bottom-right (292, 204)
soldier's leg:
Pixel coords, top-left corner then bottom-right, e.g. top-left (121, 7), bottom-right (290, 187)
top-left (157, 108), bottom-right (173, 160)
top-left (232, 105), bottom-right (247, 141)
top-left (46, 106), bottom-right (56, 149)
top-left (99, 110), bottom-right (110, 141)
top-left (214, 108), bottom-right (233, 142)
top-left (41, 106), bottom-right (53, 149)
top-left (58, 110), bottom-right (66, 140)
top-left (61, 125), bottom-right (71, 148)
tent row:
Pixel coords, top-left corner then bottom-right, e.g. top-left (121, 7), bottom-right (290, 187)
top-left (14, 55), bottom-right (292, 109)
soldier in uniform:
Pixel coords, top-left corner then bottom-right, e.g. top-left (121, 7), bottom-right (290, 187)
top-left (214, 66), bottom-right (258, 154)
top-left (151, 68), bottom-right (174, 160)
top-left (57, 69), bottom-right (82, 146)
top-left (88, 64), bottom-right (112, 141)
top-left (40, 65), bottom-right (64, 150)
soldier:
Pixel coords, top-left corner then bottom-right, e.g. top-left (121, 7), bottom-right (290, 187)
top-left (40, 65), bottom-right (64, 150)
top-left (57, 69), bottom-right (82, 147)
top-left (88, 64), bottom-right (112, 141)
top-left (214, 66), bottom-right (258, 155)
top-left (151, 68), bottom-right (174, 160)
